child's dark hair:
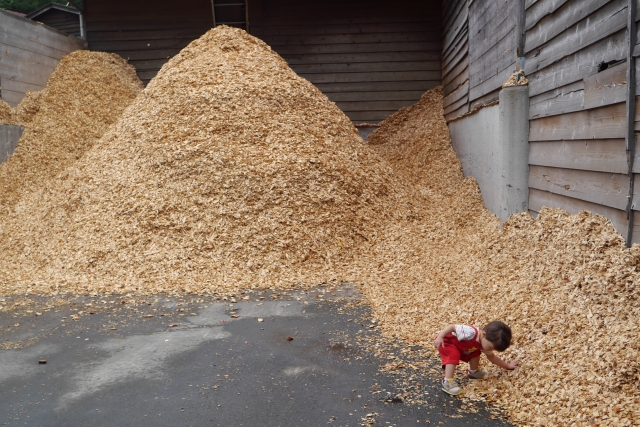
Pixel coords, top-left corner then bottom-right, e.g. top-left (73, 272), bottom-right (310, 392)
top-left (484, 321), bottom-right (512, 351)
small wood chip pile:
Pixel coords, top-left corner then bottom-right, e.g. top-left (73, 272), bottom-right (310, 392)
top-left (362, 88), bottom-right (640, 426)
top-left (503, 71), bottom-right (529, 87)
top-left (0, 51), bottom-right (142, 218)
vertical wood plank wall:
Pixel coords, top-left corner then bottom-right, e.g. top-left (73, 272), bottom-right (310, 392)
top-left (525, 0), bottom-right (639, 243)
top-left (0, 10), bottom-right (86, 107)
top-left (249, 0), bottom-right (442, 124)
top-left (85, 0), bottom-right (214, 85)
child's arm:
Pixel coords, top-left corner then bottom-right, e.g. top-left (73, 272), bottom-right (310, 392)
top-left (485, 353), bottom-right (518, 370)
top-left (433, 324), bottom-right (456, 348)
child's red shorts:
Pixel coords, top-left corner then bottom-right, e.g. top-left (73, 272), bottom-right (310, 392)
top-left (438, 336), bottom-right (482, 368)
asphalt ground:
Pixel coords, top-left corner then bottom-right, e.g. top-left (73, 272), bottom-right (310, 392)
top-left (0, 285), bottom-right (512, 427)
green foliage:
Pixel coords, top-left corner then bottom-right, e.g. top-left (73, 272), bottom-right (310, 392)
top-left (0, 0), bottom-right (83, 15)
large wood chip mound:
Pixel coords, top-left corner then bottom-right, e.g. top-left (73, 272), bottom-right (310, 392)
top-left (0, 26), bottom-right (421, 295)
top-left (362, 88), bottom-right (640, 427)
top-left (0, 51), bottom-right (143, 216)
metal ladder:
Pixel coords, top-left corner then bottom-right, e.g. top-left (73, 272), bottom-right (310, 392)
top-left (211, 0), bottom-right (248, 32)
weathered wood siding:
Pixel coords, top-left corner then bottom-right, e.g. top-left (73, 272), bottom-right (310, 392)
top-left (85, 0), bottom-right (214, 85)
top-left (468, 0), bottom-right (519, 110)
top-left (32, 9), bottom-right (82, 38)
top-left (525, 0), bottom-right (639, 242)
top-left (442, 0), bottom-right (469, 121)
top-left (250, 0), bottom-right (441, 124)
top-left (0, 9), bottom-right (86, 107)
top-left (442, 0), bottom-right (522, 121)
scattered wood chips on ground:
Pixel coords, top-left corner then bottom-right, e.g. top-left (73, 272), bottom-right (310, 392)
top-left (0, 51), bottom-right (142, 217)
top-left (363, 87), bottom-right (640, 426)
top-left (0, 26), bottom-right (639, 426)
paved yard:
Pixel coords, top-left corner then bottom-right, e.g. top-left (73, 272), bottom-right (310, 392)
top-left (0, 286), bottom-right (511, 427)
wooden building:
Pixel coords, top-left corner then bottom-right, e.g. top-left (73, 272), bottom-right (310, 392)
top-left (441, 0), bottom-right (639, 246)
top-left (83, 0), bottom-right (442, 125)
top-left (27, 3), bottom-right (85, 38)
top-left (0, 9), bottom-right (85, 107)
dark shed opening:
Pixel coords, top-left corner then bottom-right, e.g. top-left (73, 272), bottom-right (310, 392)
top-left (27, 3), bottom-right (84, 38)
top-left (85, 0), bottom-right (441, 124)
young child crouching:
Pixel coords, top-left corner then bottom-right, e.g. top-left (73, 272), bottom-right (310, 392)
top-left (433, 321), bottom-right (517, 395)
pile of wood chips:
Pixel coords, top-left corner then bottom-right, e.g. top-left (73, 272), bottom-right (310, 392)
top-left (363, 88), bottom-right (640, 426)
top-left (0, 51), bottom-right (142, 218)
top-left (0, 27), bottom-right (421, 295)
top-left (503, 71), bottom-right (529, 87)
top-left (0, 100), bottom-right (11, 123)
top-left (0, 26), bottom-right (639, 426)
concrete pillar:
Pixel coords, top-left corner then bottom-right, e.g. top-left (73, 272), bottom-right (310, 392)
top-left (498, 85), bottom-right (530, 222)
top-left (0, 125), bottom-right (24, 164)
top-left (449, 105), bottom-right (501, 216)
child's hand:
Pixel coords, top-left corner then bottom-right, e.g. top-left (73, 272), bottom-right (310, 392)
top-left (505, 360), bottom-right (519, 370)
top-left (433, 336), bottom-right (444, 349)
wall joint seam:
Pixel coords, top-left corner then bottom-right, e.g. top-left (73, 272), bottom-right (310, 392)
top-left (625, 0), bottom-right (637, 247)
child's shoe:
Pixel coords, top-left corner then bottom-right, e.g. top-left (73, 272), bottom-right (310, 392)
top-left (442, 378), bottom-right (462, 395)
top-left (467, 369), bottom-right (486, 379)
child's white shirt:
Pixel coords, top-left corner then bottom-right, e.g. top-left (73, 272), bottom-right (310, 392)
top-left (452, 324), bottom-right (494, 356)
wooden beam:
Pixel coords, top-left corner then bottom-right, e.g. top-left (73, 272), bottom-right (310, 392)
top-left (299, 70), bottom-right (441, 84)
top-left (245, 0), bottom-right (250, 33)
top-left (632, 173), bottom-right (640, 209)
top-left (634, 133), bottom-right (640, 173)
top-left (626, 0), bottom-right (637, 246)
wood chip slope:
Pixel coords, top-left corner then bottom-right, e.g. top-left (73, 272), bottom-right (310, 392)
top-left (363, 88), bottom-right (640, 427)
top-left (0, 26), bottom-right (423, 295)
top-left (0, 51), bottom-right (143, 217)
top-left (0, 100), bottom-right (11, 123)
